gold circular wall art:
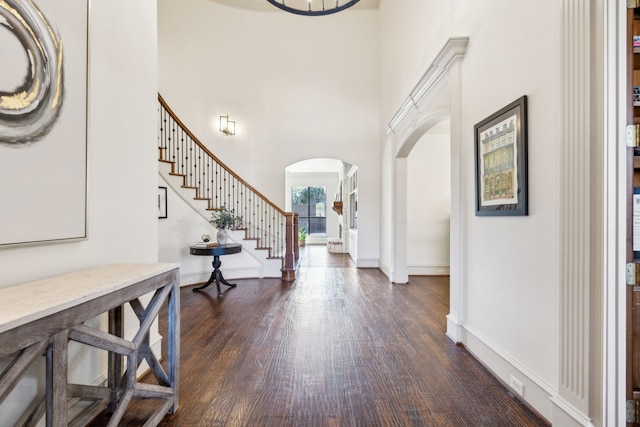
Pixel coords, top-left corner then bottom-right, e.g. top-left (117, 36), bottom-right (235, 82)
top-left (0, 0), bottom-right (64, 145)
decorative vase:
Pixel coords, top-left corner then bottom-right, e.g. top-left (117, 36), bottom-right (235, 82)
top-left (216, 229), bottom-right (227, 245)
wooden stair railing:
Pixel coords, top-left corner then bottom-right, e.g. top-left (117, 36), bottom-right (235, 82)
top-left (158, 94), bottom-right (298, 281)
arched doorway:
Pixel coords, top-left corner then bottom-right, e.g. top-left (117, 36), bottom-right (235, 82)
top-left (406, 119), bottom-right (451, 276)
top-left (392, 110), bottom-right (451, 284)
top-left (385, 37), bottom-right (467, 342)
top-left (285, 158), bottom-right (357, 258)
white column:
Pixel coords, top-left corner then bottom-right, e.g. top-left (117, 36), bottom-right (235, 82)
top-left (446, 58), bottom-right (465, 343)
top-left (392, 157), bottom-right (409, 284)
top-left (552, 0), bottom-right (596, 425)
top-left (602, 1), bottom-right (628, 425)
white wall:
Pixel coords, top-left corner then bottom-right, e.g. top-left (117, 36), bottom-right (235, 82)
top-left (158, 0), bottom-right (381, 267)
top-left (0, 1), bottom-right (159, 423)
top-left (379, 0), bottom-right (560, 421)
top-left (406, 124), bottom-right (450, 275)
top-left (156, 0), bottom-right (565, 422)
top-left (0, 0), bottom-right (159, 286)
top-left (158, 174), bottom-right (263, 283)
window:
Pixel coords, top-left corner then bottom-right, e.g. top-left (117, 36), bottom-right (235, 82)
top-left (292, 186), bottom-right (326, 234)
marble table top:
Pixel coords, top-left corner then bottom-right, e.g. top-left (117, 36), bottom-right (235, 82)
top-left (0, 263), bottom-right (179, 334)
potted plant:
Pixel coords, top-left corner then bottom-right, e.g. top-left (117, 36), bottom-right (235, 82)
top-left (298, 227), bottom-right (307, 246)
top-left (210, 206), bottom-right (243, 245)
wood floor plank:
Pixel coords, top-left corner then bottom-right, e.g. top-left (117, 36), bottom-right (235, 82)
top-left (90, 245), bottom-right (549, 426)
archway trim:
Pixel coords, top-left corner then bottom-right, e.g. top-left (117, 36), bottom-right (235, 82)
top-left (385, 37), bottom-right (468, 137)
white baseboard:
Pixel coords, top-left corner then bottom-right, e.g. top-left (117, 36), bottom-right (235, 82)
top-left (445, 313), bottom-right (463, 343)
top-left (407, 265), bottom-right (450, 276)
top-left (379, 261), bottom-right (392, 280)
top-left (180, 267), bottom-right (261, 287)
top-left (355, 258), bottom-right (379, 268)
top-left (449, 322), bottom-right (557, 423)
top-left (550, 396), bottom-right (594, 427)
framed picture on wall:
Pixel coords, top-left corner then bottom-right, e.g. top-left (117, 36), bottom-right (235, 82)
top-left (0, 0), bottom-right (89, 245)
top-left (158, 187), bottom-right (168, 219)
top-left (474, 95), bottom-right (528, 216)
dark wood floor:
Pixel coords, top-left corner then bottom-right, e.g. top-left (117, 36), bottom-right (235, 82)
top-left (92, 245), bottom-right (549, 426)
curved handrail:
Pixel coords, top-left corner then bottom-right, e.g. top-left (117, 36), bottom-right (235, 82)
top-left (158, 94), bottom-right (285, 215)
top-left (157, 94), bottom-right (299, 273)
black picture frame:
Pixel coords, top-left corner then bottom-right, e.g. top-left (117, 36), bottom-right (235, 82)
top-left (158, 186), bottom-right (168, 219)
top-left (474, 95), bottom-right (528, 216)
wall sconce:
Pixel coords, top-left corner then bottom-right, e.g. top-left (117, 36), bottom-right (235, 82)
top-left (219, 115), bottom-right (236, 136)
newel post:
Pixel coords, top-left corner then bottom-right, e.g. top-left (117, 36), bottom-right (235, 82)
top-left (293, 213), bottom-right (299, 262)
top-left (281, 212), bottom-right (298, 282)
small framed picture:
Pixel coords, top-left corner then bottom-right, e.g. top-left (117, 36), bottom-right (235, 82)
top-left (474, 96), bottom-right (528, 216)
top-left (158, 186), bottom-right (168, 219)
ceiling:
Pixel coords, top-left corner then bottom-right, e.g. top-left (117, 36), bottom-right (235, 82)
top-left (208, 0), bottom-right (379, 12)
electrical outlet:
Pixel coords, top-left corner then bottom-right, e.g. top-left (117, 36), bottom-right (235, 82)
top-left (509, 375), bottom-right (524, 397)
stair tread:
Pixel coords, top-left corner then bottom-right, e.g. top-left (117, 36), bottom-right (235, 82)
top-left (158, 134), bottom-right (293, 279)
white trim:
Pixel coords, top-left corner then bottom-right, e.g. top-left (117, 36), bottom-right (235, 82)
top-left (550, 396), bottom-right (595, 427)
top-left (378, 259), bottom-right (392, 279)
top-left (446, 54), bottom-right (466, 350)
top-left (558, 0), bottom-right (596, 421)
top-left (385, 37), bottom-right (469, 136)
top-left (384, 36), bottom-right (469, 386)
top-left (385, 37), bottom-right (468, 293)
top-left (445, 313), bottom-right (462, 343)
top-left (461, 324), bottom-right (555, 422)
top-left (354, 258), bottom-right (379, 268)
top-left (607, 0), bottom-right (629, 425)
top-left (593, 0), bottom-right (627, 425)
top-left (406, 265), bottom-right (449, 276)
top-left (391, 157), bottom-right (408, 283)
top-left (179, 266), bottom-right (263, 287)
top-left (394, 109), bottom-right (450, 158)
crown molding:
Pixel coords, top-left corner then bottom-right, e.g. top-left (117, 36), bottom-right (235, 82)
top-left (385, 37), bottom-right (469, 136)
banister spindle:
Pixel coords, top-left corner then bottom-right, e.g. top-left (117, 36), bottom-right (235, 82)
top-left (158, 96), bottom-right (295, 280)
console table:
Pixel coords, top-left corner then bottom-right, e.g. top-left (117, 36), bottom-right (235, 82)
top-left (0, 263), bottom-right (180, 427)
top-left (190, 243), bottom-right (242, 297)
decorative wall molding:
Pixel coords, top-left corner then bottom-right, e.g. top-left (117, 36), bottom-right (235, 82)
top-left (384, 36), bottom-right (468, 302)
top-left (600, 0), bottom-right (625, 425)
top-left (385, 37), bottom-right (468, 137)
top-left (555, 0), bottom-right (594, 423)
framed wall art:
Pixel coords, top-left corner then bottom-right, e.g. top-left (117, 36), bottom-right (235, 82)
top-left (158, 187), bottom-right (168, 219)
top-left (0, 0), bottom-right (89, 245)
top-left (474, 95), bottom-right (528, 216)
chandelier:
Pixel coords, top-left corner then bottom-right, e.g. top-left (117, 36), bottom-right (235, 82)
top-left (265, 0), bottom-right (360, 16)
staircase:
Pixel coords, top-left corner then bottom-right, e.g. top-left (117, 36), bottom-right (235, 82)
top-left (157, 94), bottom-right (298, 281)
